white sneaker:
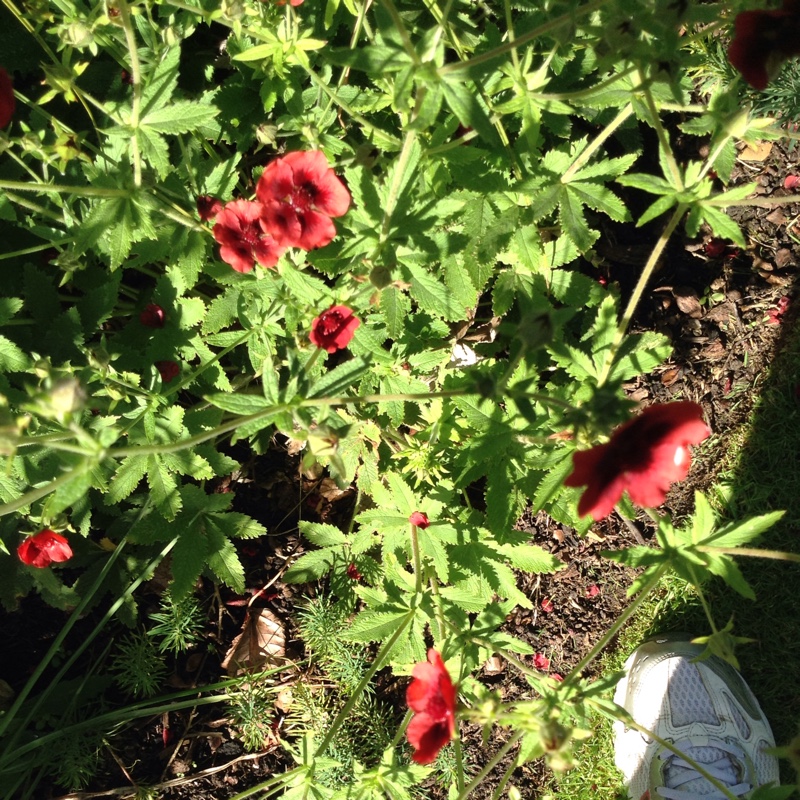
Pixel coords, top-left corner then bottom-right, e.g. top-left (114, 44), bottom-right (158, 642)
top-left (613, 635), bottom-right (779, 800)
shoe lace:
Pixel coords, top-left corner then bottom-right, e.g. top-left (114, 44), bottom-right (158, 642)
top-left (657, 738), bottom-right (751, 800)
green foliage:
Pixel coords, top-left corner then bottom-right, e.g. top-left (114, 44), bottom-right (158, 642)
top-left (148, 593), bottom-right (206, 655)
top-left (110, 632), bottom-right (168, 698)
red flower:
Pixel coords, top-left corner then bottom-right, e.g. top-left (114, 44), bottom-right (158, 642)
top-left (212, 200), bottom-right (286, 273)
top-left (140, 303), bottom-right (166, 328)
top-left (564, 402), bottom-right (710, 520)
top-left (346, 563), bottom-right (362, 581)
top-left (155, 360), bottom-right (180, 382)
top-left (541, 597), bottom-right (554, 614)
top-left (0, 67), bottom-right (14, 128)
top-left (409, 511), bottom-right (430, 529)
top-left (256, 151), bottom-right (350, 250)
top-left (585, 583), bottom-right (600, 598)
top-left (309, 305), bottom-right (360, 353)
top-left (704, 238), bottom-right (728, 259)
top-left (533, 652), bottom-right (550, 670)
top-left (728, 0), bottom-right (800, 90)
top-left (276, 0), bottom-right (304, 5)
top-left (552, 673), bottom-right (564, 682)
top-left (197, 195), bottom-right (223, 221)
top-left (784, 175), bottom-right (800, 190)
top-left (18, 530), bottom-right (73, 568)
top-left (406, 649), bottom-right (457, 765)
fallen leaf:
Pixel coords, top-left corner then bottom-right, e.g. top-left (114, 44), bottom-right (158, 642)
top-left (704, 301), bottom-right (736, 324)
top-left (483, 655), bottom-right (504, 675)
top-left (765, 208), bottom-right (786, 227)
top-left (739, 140), bottom-right (772, 161)
top-left (275, 688), bottom-right (293, 712)
top-left (222, 609), bottom-right (286, 676)
top-left (673, 286), bottom-right (703, 318)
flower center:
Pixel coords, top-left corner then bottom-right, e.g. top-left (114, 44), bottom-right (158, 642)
top-left (240, 220), bottom-right (263, 247)
top-left (319, 311), bottom-right (344, 334)
top-left (290, 181), bottom-right (318, 211)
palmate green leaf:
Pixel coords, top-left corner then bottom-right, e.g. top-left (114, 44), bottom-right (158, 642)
top-left (324, 44), bottom-right (412, 74)
top-left (558, 188), bottom-right (599, 252)
top-left (697, 205), bottom-right (746, 248)
top-left (141, 101), bottom-right (219, 134)
top-left (107, 455), bottom-right (149, 503)
top-left (0, 298), bottom-right (23, 326)
top-left (531, 454), bottom-right (575, 512)
top-left (380, 286), bottom-right (409, 340)
top-left (440, 576), bottom-right (493, 612)
top-left (704, 511), bottom-right (784, 548)
top-left (607, 331), bottom-right (672, 383)
top-left (204, 392), bottom-right (276, 415)
top-left (138, 126), bottom-right (170, 179)
top-left (309, 356), bottom-right (372, 399)
top-left (41, 462), bottom-right (96, 518)
top-left (403, 263), bottom-right (465, 321)
top-left (140, 46), bottom-right (180, 117)
top-left (440, 75), bottom-right (500, 147)
top-left (703, 552), bottom-right (755, 601)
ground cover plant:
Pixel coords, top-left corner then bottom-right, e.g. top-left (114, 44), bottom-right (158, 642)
top-left (1, 0), bottom-right (800, 798)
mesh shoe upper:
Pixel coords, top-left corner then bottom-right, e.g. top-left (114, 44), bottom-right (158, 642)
top-left (613, 635), bottom-right (779, 800)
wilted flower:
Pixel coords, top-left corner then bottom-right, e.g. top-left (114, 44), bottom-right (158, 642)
top-left (728, 0), bottom-right (800, 90)
top-left (346, 563), bottom-right (362, 581)
top-left (409, 511), bottom-right (430, 529)
top-left (18, 530), bottom-right (73, 568)
top-left (564, 402), bottom-right (710, 520)
top-left (140, 303), bottom-right (166, 328)
top-left (155, 360), bottom-right (180, 382)
top-left (784, 175), bottom-right (800, 190)
top-left (585, 584), bottom-right (600, 598)
top-left (541, 597), bottom-right (554, 614)
top-left (0, 68), bottom-right (14, 128)
top-left (534, 653), bottom-right (551, 670)
top-left (309, 305), bottom-right (360, 353)
top-left (197, 195), bottom-right (223, 221)
top-left (257, 151), bottom-right (350, 250)
top-left (212, 199), bottom-right (286, 273)
top-left (704, 238), bottom-right (728, 259)
top-left (406, 649), bottom-right (457, 765)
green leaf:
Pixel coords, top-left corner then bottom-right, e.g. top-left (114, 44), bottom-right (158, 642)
top-left (147, 455), bottom-right (181, 520)
top-left (171, 529), bottom-right (210, 600)
top-left (141, 101), bottom-right (219, 134)
top-left (341, 609), bottom-right (412, 643)
top-left (0, 335), bottom-right (29, 372)
top-left (404, 263), bottom-right (465, 321)
top-left (284, 548), bottom-right (339, 583)
top-left (441, 75), bottom-right (499, 146)
top-left (499, 543), bottom-right (563, 574)
top-left (380, 286), bottom-right (408, 340)
top-left (704, 511), bottom-right (784, 548)
top-left (309, 356), bottom-right (372, 399)
top-left (108, 455), bottom-right (149, 503)
top-left (300, 521), bottom-right (348, 547)
top-left (703, 553), bottom-right (755, 600)
top-left (204, 393), bottom-right (275, 414)
top-left (206, 522), bottom-right (246, 594)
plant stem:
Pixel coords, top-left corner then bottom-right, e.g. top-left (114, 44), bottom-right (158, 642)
top-left (410, 522), bottom-right (423, 595)
top-left (116, 0), bottom-right (143, 187)
top-left (697, 545), bottom-right (800, 563)
top-left (455, 732), bottom-right (524, 800)
top-left (0, 180), bottom-right (128, 197)
top-left (561, 103), bottom-right (634, 183)
top-left (636, 68), bottom-right (683, 190)
top-left (0, 461), bottom-right (93, 519)
top-left (562, 563), bottom-right (669, 686)
top-left (596, 204), bottom-right (686, 387)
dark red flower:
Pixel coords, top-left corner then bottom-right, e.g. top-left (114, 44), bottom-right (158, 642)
top-left (256, 151), bottom-right (350, 250)
top-left (18, 529), bottom-right (73, 568)
top-left (533, 652), bottom-right (550, 670)
top-left (728, 0), bottom-right (800, 90)
top-left (155, 360), bottom-right (180, 382)
top-left (212, 200), bottom-right (286, 273)
top-left (197, 195), bottom-right (224, 222)
top-left (309, 305), bottom-right (360, 353)
top-left (409, 511), bottom-right (430, 529)
top-left (564, 402), bottom-right (710, 520)
top-left (704, 238), bottom-right (728, 259)
top-left (541, 597), bottom-right (554, 614)
top-left (406, 649), bottom-right (457, 765)
top-left (0, 67), bottom-right (15, 128)
top-left (585, 583), bottom-right (600, 598)
top-left (346, 563), bottom-right (362, 581)
top-left (140, 303), bottom-right (166, 328)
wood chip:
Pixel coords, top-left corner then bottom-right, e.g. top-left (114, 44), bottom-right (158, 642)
top-left (765, 208), bottom-right (786, 227)
top-left (483, 656), bottom-right (505, 675)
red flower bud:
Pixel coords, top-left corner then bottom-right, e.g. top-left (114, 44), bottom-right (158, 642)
top-left (409, 511), bottom-right (430, 529)
top-left (0, 68), bottom-right (15, 129)
top-left (155, 360), bottom-right (180, 382)
top-left (140, 303), bottom-right (166, 328)
top-left (18, 529), bottom-right (73, 568)
top-left (197, 195), bottom-right (223, 222)
top-left (346, 563), bottom-right (362, 581)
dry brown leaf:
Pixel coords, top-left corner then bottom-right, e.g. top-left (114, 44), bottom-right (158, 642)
top-left (275, 688), bottom-right (293, 712)
top-left (673, 286), bottom-right (703, 318)
top-left (483, 656), bottom-right (504, 675)
top-left (222, 609), bottom-right (286, 676)
top-left (765, 208), bottom-right (786, 227)
top-left (698, 340), bottom-right (726, 361)
top-left (739, 141), bottom-right (772, 161)
top-left (660, 367), bottom-right (682, 387)
top-left (704, 301), bottom-right (736, 324)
